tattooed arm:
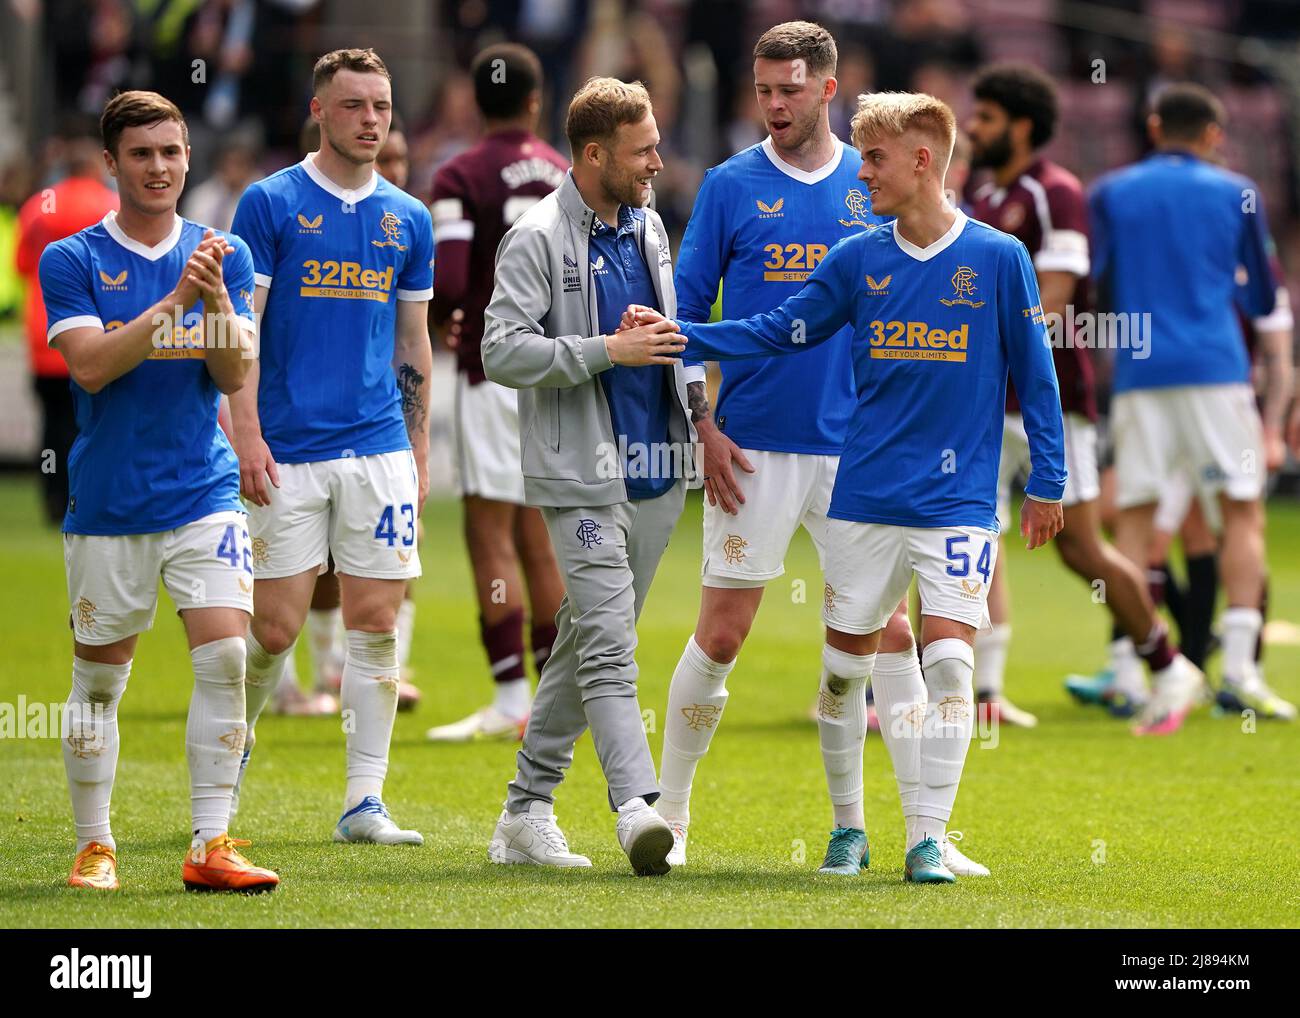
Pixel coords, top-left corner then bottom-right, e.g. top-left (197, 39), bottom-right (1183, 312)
top-left (395, 298), bottom-right (433, 513)
top-left (686, 377), bottom-right (754, 515)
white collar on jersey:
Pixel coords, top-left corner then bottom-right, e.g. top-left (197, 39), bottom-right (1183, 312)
top-left (302, 151), bottom-right (378, 205)
top-left (892, 207), bottom-right (968, 262)
top-left (760, 136), bottom-right (844, 185)
top-left (102, 210), bottom-right (184, 261)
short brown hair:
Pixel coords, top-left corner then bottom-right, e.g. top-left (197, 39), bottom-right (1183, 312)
top-left (313, 48), bottom-right (391, 94)
top-left (1153, 82), bottom-right (1225, 141)
top-left (753, 21), bottom-right (837, 78)
top-left (851, 92), bottom-right (957, 169)
top-left (101, 90), bottom-right (188, 157)
top-left (565, 77), bottom-right (651, 154)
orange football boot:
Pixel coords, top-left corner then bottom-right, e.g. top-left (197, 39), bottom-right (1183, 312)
top-left (182, 834), bottom-right (279, 893)
top-left (68, 842), bottom-right (120, 890)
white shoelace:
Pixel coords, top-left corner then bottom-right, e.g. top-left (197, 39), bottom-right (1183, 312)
top-left (525, 814), bottom-right (569, 853)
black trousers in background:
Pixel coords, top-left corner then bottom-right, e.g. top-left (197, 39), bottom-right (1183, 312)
top-left (32, 375), bottom-right (77, 526)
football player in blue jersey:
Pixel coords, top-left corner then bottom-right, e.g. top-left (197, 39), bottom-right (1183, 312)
top-left (1092, 83), bottom-right (1292, 726)
top-left (228, 49), bottom-right (435, 844)
top-left (41, 91), bottom-right (278, 892)
top-left (628, 92), bottom-right (1066, 882)
top-left (650, 21), bottom-right (952, 874)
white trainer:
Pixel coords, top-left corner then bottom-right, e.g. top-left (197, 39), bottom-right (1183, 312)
top-left (664, 819), bottom-right (688, 867)
top-left (1134, 656), bottom-right (1205, 735)
top-left (616, 800), bottom-right (674, 876)
top-left (488, 801), bottom-right (591, 867)
top-left (426, 705), bottom-right (527, 743)
top-left (941, 831), bottom-right (990, 877)
top-left (332, 796), bottom-right (424, 845)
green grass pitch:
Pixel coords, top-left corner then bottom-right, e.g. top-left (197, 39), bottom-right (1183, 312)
top-left (1, 474), bottom-right (1298, 928)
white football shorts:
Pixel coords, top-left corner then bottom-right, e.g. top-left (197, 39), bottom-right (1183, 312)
top-left (701, 449), bottom-right (839, 587)
top-left (63, 510), bottom-right (254, 645)
top-left (822, 521), bottom-right (998, 634)
top-left (245, 449), bottom-right (422, 580)
top-left (997, 411), bottom-right (1098, 531)
top-left (453, 372), bottom-right (526, 505)
top-left (1111, 383), bottom-right (1264, 510)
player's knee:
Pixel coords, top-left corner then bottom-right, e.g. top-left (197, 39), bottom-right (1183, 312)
top-left (694, 621), bottom-right (748, 664)
top-left (880, 609), bottom-right (915, 653)
top-left (251, 618), bottom-right (297, 656)
top-left (192, 636), bottom-right (246, 686)
top-left (1055, 526), bottom-right (1101, 578)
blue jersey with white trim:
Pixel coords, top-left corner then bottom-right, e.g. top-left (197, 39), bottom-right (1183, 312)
top-left (675, 139), bottom-right (887, 454)
top-left (1090, 151), bottom-right (1277, 393)
top-left (679, 212), bottom-right (1066, 531)
top-left (39, 212), bottom-right (253, 535)
top-left (231, 156), bottom-right (435, 463)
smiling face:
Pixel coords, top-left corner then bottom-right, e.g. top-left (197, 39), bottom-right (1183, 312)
top-left (856, 129), bottom-right (929, 217)
top-left (313, 68), bottom-right (392, 166)
top-left (753, 57), bottom-right (834, 153)
top-left (105, 120), bottom-right (189, 217)
top-left (594, 112), bottom-right (663, 209)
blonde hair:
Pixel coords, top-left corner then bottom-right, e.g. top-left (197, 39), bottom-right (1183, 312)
top-left (850, 92), bottom-right (956, 172)
top-left (566, 77), bottom-right (652, 153)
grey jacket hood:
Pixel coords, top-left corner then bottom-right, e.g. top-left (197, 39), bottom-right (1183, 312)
top-left (482, 172), bottom-right (699, 508)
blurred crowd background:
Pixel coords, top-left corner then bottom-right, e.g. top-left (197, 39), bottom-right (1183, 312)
top-left (1, 0), bottom-right (1298, 489)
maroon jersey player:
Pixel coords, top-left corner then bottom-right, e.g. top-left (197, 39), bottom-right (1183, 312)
top-left (964, 63), bottom-right (1198, 730)
top-left (425, 43), bottom-right (569, 743)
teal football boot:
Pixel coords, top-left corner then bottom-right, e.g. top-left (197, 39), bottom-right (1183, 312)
top-left (904, 836), bottom-right (956, 883)
top-left (1065, 668), bottom-right (1114, 706)
top-left (818, 827), bottom-right (869, 875)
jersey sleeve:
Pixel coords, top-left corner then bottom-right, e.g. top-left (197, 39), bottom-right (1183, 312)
top-left (999, 240), bottom-right (1067, 502)
top-left (675, 168), bottom-right (731, 326)
top-left (429, 164), bottom-right (474, 321)
top-left (679, 234), bottom-right (854, 361)
top-left (396, 201), bottom-right (434, 302)
top-left (1086, 179), bottom-right (1112, 291)
top-left (1235, 184), bottom-right (1278, 321)
top-left (1035, 179), bottom-right (1090, 277)
top-left (230, 182), bottom-right (278, 288)
top-left (38, 240), bottom-right (101, 346)
top-left (220, 235), bottom-right (258, 334)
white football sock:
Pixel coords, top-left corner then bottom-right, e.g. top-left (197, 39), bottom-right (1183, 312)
top-left (658, 636), bottom-right (735, 823)
top-left (245, 630), bottom-right (292, 730)
top-left (396, 599), bottom-right (416, 670)
top-left (306, 607), bottom-right (343, 687)
top-left (342, 629), bottom-right (399, 810)
top-left (1108, 636), bottom-right (1148, 700)
top-left (871, 648), bottom-right (926, 848)
top-left (973, 623), bottom-right (1011, 695)
top-left (817, 644), bottom-right (875, 832)
top-left (187, 637), bottom-right (247, 840)
top-left (62, 657), bottom-right (130, 852)
top-left (493, 676), bottom-right (531, 719)
top-left (1220, 606), bottom-right (1263, 684)
top-left (917, 639), bottom-right (975, 837)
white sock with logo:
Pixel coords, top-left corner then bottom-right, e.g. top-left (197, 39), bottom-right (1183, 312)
top-left (817, 644), bottom-right (875, 832)
top-left (870, 648), bottom-right (927, 849)
top-left (245, 630), bottom-right (291, 730)
top-left (342, 629), bottom-right (400, 810)
top-left (188, 637), bottom-right (247, 842)
top-left (658, 636), bottom-right (735, 824)
top-left (63, 657), bottom-right (131, 852)
top-left (916, 639), bottom-right (975, 847)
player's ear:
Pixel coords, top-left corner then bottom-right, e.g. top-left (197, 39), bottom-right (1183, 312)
top-left (822, 75), bottom-right (838, 104)
top-left (1146, 113), bottom-right (1161, 146)
top-left (102, 148), bottom-right (117, 180)
top-left (583, 141), bottom-right (602, 168)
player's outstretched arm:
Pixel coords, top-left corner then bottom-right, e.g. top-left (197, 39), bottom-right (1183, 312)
top-left (678, 241), bottom-right (853, 362)
top-left (394, 298), bottom-right (433, 514)
top-left (41, 232), bottom-right (227, 394)
top-left (1001, 244), bottom-right (1067, 549)
top-left (229, 285), bottom-right (279, 506)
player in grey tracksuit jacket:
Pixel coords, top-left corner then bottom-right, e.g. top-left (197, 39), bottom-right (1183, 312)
top-left (482, 169), bottom-right (699, 870)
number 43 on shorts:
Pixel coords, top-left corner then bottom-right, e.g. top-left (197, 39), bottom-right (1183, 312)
top-left (946, 534), bottom-right (992, 583)
top-left (375, 504), bottom-right (415, 547)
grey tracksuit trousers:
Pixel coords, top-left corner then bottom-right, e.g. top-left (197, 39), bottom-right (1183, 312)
top-left (506, 480), bottom-right (686, 814)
